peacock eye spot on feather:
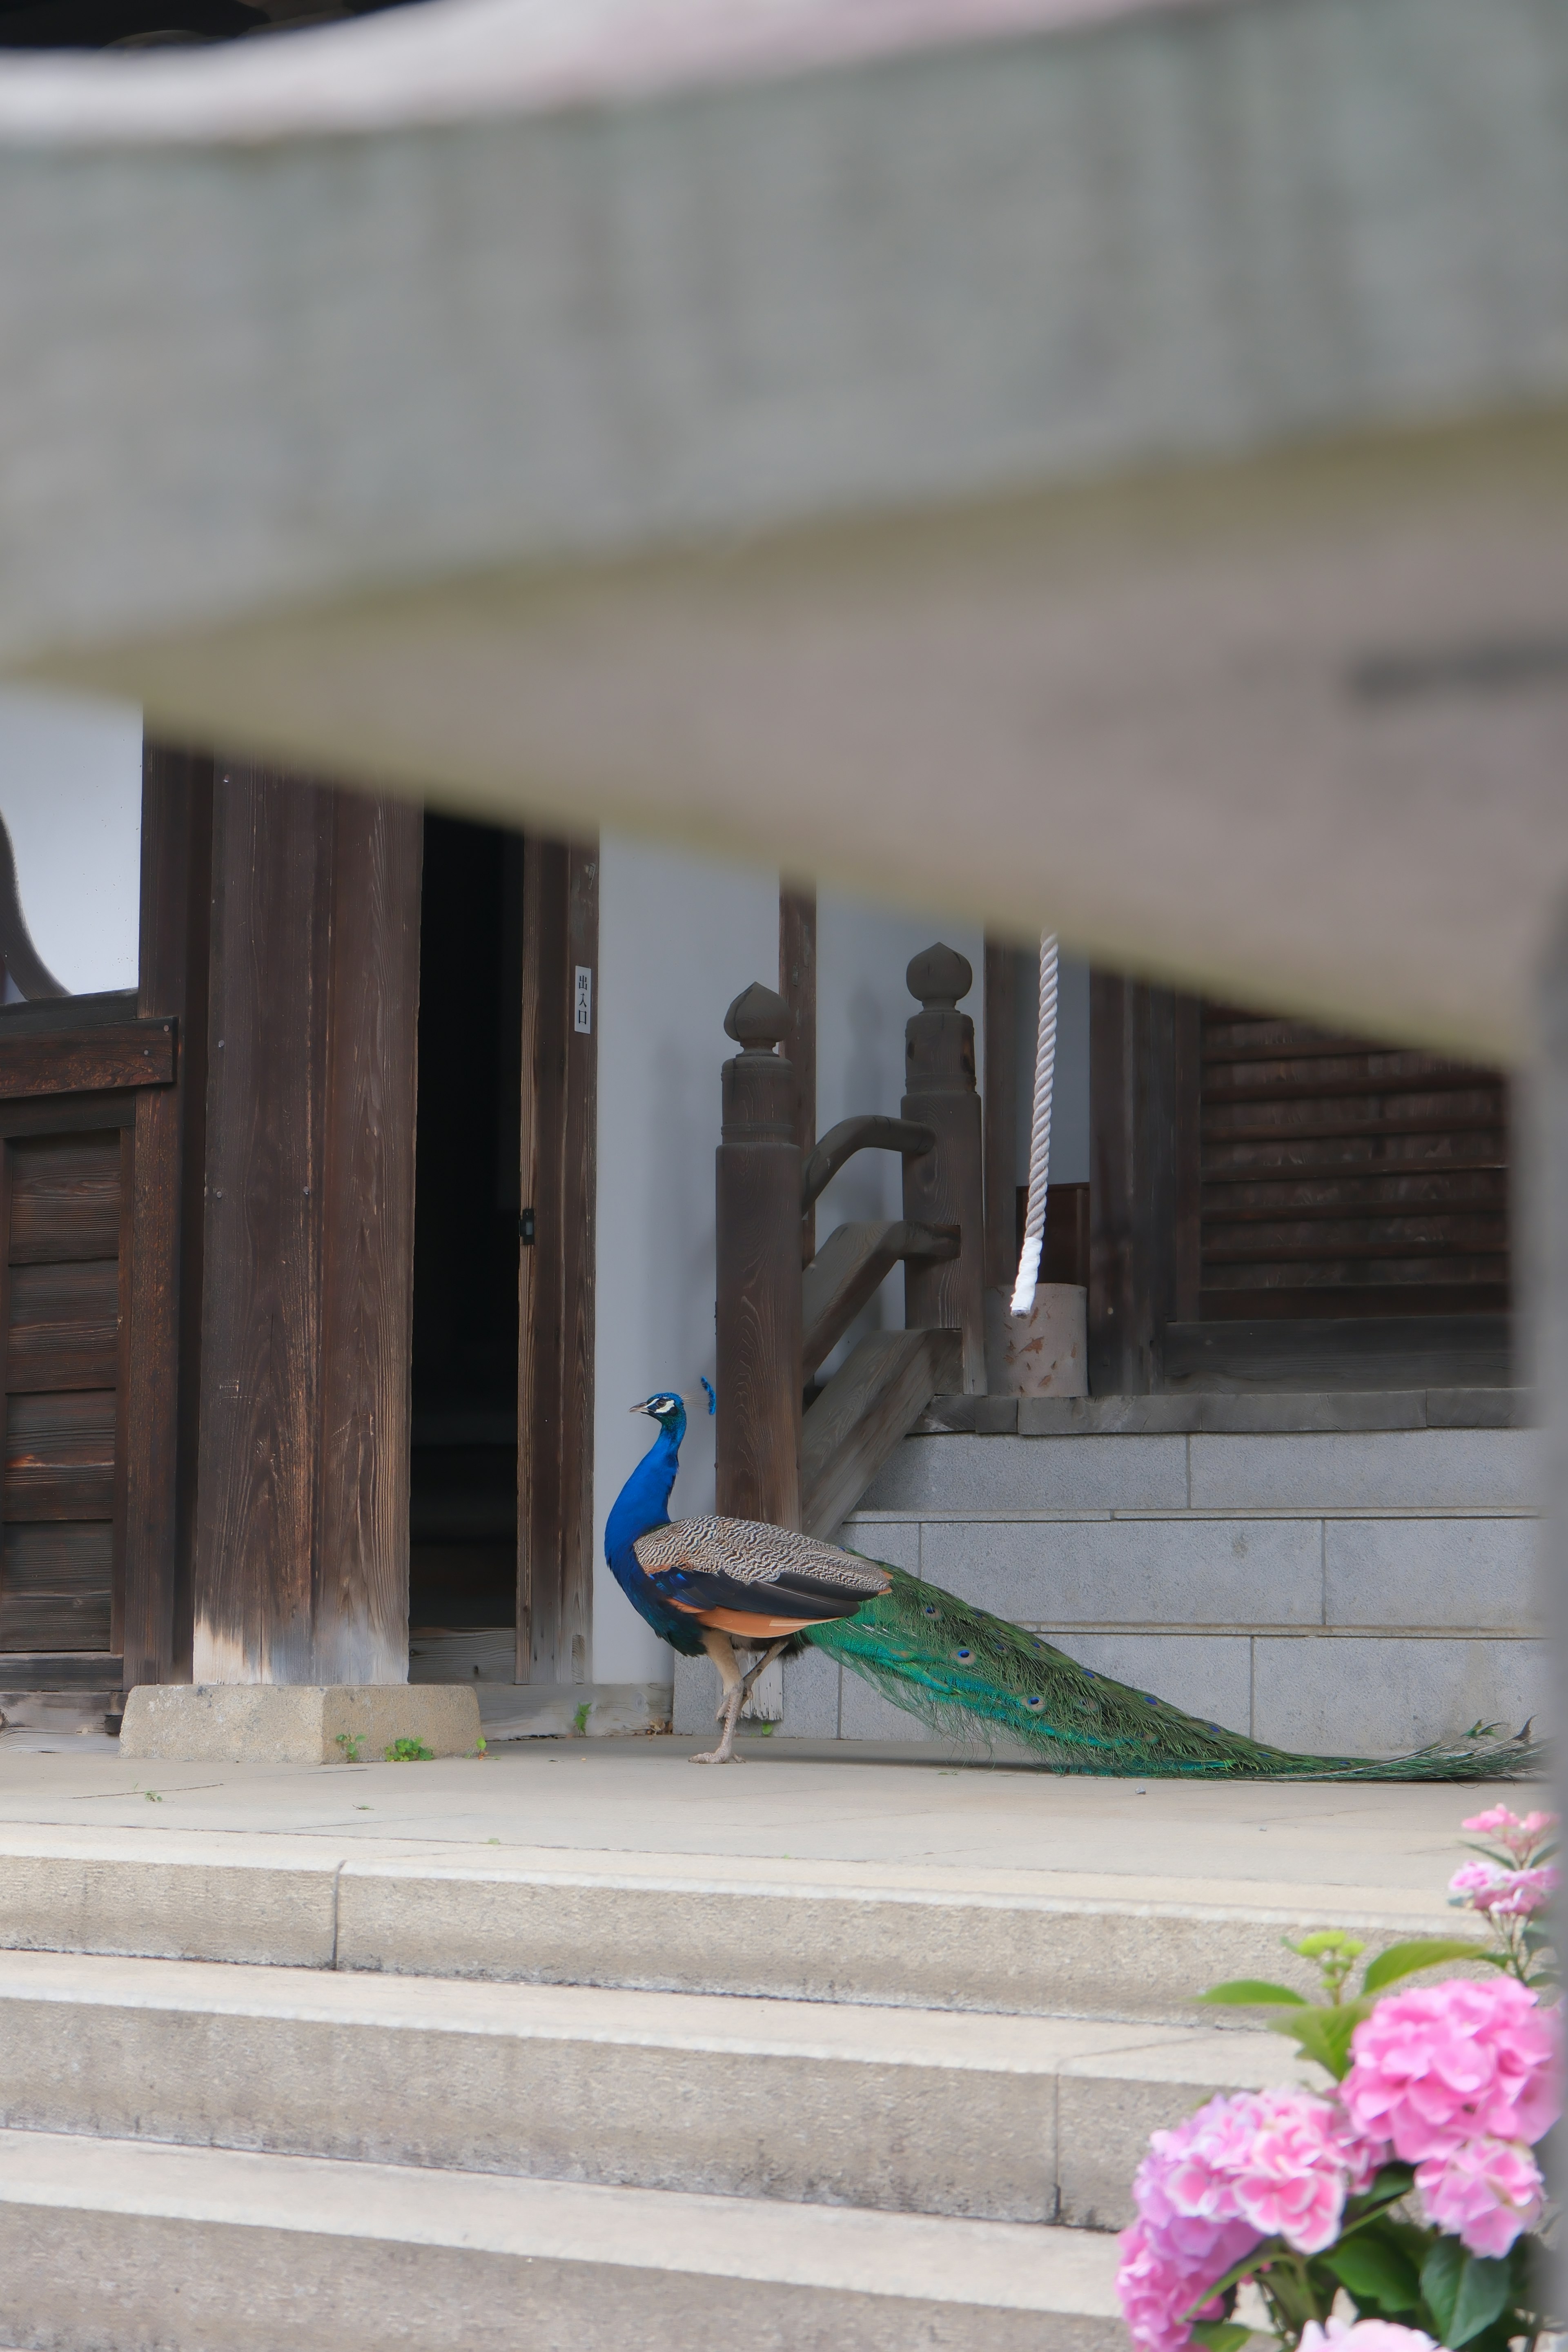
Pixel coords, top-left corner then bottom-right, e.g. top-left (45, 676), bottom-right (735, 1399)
top-left (1025, 1695), bottom-right (1044, 1711)
top-left (922, 1604), bottom-right (939, 1618)
top-left (1142, 1694), bottom-right (1159, 1705)
top-left (955, 1647), bottom-right (973, 1663)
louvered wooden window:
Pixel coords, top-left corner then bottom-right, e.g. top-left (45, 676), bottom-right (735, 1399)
top-left (0, 1131), bottom-right (124, 1652)
top-left (1198, 1006), bottom-right (1510, 1322)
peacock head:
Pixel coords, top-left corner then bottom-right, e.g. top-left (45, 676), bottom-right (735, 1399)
top-left (631, 1392), bottom-right (687, 1440)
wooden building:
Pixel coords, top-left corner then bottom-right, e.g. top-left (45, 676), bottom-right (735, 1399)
top-left (0, 726), bottom-right (1519, 1745)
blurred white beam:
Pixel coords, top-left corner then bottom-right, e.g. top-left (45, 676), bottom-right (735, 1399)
top-left (2, 0), bottom-right (1565, 1054)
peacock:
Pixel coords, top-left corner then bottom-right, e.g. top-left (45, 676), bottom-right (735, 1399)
top-left (607, 1391), bottom-right (1545, 1779)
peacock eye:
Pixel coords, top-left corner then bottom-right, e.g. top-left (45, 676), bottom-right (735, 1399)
top-left (1025, 1695), bottom-right (1044, 1711)
top-left (922, 1604), bottom-right (939, 1619)
top-left (955, 1647), bottom-right (973, 1663)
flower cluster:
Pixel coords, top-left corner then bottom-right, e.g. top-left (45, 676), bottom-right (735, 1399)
top-left (1299, 2323), bottom-right (1434, 2352)
top-left (1117, 1976), bottom-right (1559, 2352)
top-left (1117, 2090), bottom-right (1365, 2352)
top-left (1449, 1806), bottom-right (1559, 1922)
top-left (1340, 1974), bottom-right (1557, 2257)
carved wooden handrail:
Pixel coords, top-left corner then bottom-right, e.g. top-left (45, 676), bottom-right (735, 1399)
top-left (802, 1218), bottom-right (958, 1379)
top-left (715, 982), bottom-right (803, 1528)
top-left (800, 1114), bottom-right (933, 1211)
top-left (715, 943), bottom-right (986, 1539)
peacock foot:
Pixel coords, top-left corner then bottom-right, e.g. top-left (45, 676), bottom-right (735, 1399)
top-left (691, 1688), bottom-right (744, 1764)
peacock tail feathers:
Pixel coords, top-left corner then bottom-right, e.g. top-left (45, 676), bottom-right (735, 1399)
top-left (803, 1560), bottom-right (1545, 1782)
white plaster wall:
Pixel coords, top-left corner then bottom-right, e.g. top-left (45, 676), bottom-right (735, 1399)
top-left (591, 833), bottom-right (779, 1682)
top-left (814, 894), bottom-right (985, 1377)
top-left (1015, 948), bottom-right (1091, 1187)
top-left (0, 687), bottom-right (142, 997)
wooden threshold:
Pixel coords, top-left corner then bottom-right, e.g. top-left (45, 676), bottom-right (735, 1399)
top-left (1160, 1314), bottom-right (1511, 1393)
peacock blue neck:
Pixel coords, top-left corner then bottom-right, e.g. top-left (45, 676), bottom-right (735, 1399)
top-left (604, 1404), bottom-right (686, 1561)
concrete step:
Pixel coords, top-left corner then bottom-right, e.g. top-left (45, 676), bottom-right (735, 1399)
top-left (0, 1824), bottom-right (1479, 2022)
top-left (0, 2126), bottom-right (1124, 2352)
top-left (0, 1948), bottom-right (1293, 2226)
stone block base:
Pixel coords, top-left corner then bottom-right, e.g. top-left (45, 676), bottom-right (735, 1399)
top-left (119, 1683), bottom-right (483, 1764)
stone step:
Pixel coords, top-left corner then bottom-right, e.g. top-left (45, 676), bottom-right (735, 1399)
top-left (0, 1948), bottom-right (1292, 2226)
top-left (0, 1824), bottom-right (1477, 2022)
top-left (0, 2126), bottom-right (1124, 2352)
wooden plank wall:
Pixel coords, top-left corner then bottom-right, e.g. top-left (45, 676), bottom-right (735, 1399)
top-left (0, 1118), bottom-right (123, 1660)
top-left (1195, 1007), bottom-right (1510, 1320)
top-left (192, 769), bottom-right (421, 1686)
top-left (517, 837), bottom-right (598, 1684)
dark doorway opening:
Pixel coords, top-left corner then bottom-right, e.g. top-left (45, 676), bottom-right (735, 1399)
top-left (409, 813), bottom-right (522, 1633)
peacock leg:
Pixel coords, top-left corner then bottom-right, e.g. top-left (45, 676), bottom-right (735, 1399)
top-left (738, 1636), bottom-right (790, 1711)
top-left (691, 1628), bottom-right (745, 1765)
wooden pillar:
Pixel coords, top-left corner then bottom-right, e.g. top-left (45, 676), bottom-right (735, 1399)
top-left (780, 886), bottom-right (817, 1265)
top-left (192, 768), bottom-right (422, 1685)
top-left (901, 944), bottom-right (987, 1393)
top-left (982, 938), bottom-right (1020, 1292)
top-left (715, 982), bottom-right (802, 1529)
top-left (517, 835), bottom-right (599, 1686)
top-left (131, 747), bottom-right (214, 1686)
top-left (1087, 973), bottom-right (1200, 1395)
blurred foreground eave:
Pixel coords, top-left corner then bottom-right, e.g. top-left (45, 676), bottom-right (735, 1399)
top-left (2, 0), bottom-right (1565, 1057)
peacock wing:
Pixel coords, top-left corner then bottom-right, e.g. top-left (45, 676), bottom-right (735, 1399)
top-left (633, 1516), bottom-right (890, 1621)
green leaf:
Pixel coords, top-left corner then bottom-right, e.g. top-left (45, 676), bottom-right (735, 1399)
top-left (1199, 1980), bottom-right (1309, 2007)
top-left (1362, 1940), bottom-right (1488, 1995)
top-left (1185, 2240), bottom-right (1285, 2310)
top-left (1266, 2000), bottom-right (1369, 2080)
top-left (1347, 2162), bottom-right (1417, 2217)
top-left (1324, 2230), bottom-right (1422, 2314)
top-left (1189, 2326), bottom-right (1252, 2352)
top-left (1421, 2241), bottom-right (1512, 2347)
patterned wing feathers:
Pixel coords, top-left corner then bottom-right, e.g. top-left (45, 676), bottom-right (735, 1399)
top-left (634, 1517), bottom-right (889, 1599)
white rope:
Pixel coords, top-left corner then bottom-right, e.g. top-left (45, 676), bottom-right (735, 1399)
top-left (1010, 933), bottom-right (1058, 1316)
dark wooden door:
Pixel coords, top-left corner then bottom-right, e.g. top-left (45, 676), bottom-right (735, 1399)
top-left (0, 998), bottom-right (180, 1693)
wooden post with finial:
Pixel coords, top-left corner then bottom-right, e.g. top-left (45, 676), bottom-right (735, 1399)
top-left (902, 944), bottom-right (987, 1394)
top-left (716, 982), bottom-right (804, 1530)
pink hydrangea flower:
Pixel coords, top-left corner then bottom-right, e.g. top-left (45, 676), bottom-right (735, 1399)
top-left (1450, 1860), bottom-right (1559, 1915)
top-left (1461, 1807), bottom-right (1558, 1862)
top-left (1485, 1866), bottom-right (1559, 1918)
top-left (1300, 2322), bottom-right (1437, 2352)
top-left (1463, 1806), bottom-right (1523, 1838)
top-left (1229, 2093), bottom-right (1352, 2254)
top-left (1416, 2136), bottom-right (1546, 2258)
top-left (1342, 1976), bottom-right (1560, 2161)
top-left (1116, 2224), bottom-right (1234, 2352)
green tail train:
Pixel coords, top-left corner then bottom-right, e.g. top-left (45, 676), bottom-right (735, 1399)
top-left (804, 1561), bottom-right (1544, 1782)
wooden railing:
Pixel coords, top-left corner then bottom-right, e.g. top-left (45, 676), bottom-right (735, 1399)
top-left (715, 944), bottom-right (984, 1537)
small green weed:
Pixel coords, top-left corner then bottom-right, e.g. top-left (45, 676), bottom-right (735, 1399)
top-left (469, 1735), bottom-right (488, 1758)
top-left (384, 1737), bottom-right (435, 1763)
top-left (334, 1731), bottom-right (365, 1764)
top-left (572, 1702), bottom-right (592, 1737)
